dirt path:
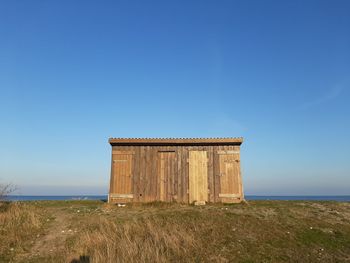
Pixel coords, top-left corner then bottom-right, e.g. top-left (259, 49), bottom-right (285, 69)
top-left (17, 207), bottom-right (73, 261)
top-left (33, 208), bottom-right (71, 255)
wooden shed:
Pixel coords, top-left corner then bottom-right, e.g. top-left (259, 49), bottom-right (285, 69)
top-left (108, 137), bottom-right (244, 205)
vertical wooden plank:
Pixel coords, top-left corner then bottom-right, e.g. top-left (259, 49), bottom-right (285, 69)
top-left (181, 146), bottom-right (186, 203)
top-left (181, 146), bottom-right (187, 203)
top-left (125, 154), bottom-right (129, 193)
top-left (231, 157), bottom-right (239, 194)
top-left (114, 154), bottom-right (119, 194)
top-left (113, 155), bottom-right (118, 194)
top-left (170, 147), bottom-right (174, 201)
top-left (130, 147), bottom-right (134, 195)
top-left (193, 151), bottom-right (198, 203)
top-left (140, 146), bottom-right (146, 202)
top-left (165, 147), bottom-right (169, 201)
top-left (124, 154), bottom-right (128, 193)
top-left (143, 146), bottom-right (147, 202)
top-left (122, 154), bottom-right (126, 194)
top-left (150, 147), bottom-right (156, 201)
top-left (167, 147), bottom-right (171, 202)
top-left (207, 146), bottom-right (214, 203)
top-left (197, 147), bottom-right (202, 202)
top-left (123, 154), bottom-right (127, 194)
top-left (219, 154), bottom-right (227, 194)
top-left (145, 146), bottom-right (151, 202)
top-left (220, 146), bottom-right (225, 195)
top-left (134, 146), bottom-right (140, 202)
top-left (165, 150), bottom-right (169, 201)
top-left (156, 147), bottom-right (161, 201)
top-left (145, 146), bottom-right (149, 202)
top-left (238, 146), bottom-right (244, 200)
top-left (164, 150), bottom-right (168, 201)
top-left (202, 150), bottom-right (207, 202)
top-left (162, 147), bottom-right (167, 200)
top-left (213, 146), bottom-right (221, 202)
top-left (125, 154), bottom-right (129, 194)
top-left (127, 154), bottom-right (133, 193)
top-left (173, 147), bottom-right (178, 201)
top-left (184, 146), bottom-right (189, 203)
top-left (235, 150), bottom-right (243, 199)
top-left (167, 148), bottom-right (171, 202)
top-left (159, 152), bottom-right (164, 201)
top-left (203, 150), bottom-right (209, 202)
top-left (116, 154), bottom-right (123, 194)
top-left (148, 146), bottom-right (152, 201)
top-left (149, 146), bottom-right (157, 201)
top-left (177, 146), bottom-right (182, 202)
top-left (160, 148), bottom-right (164, 201)
top-left (109, 149), bottom-right (115, 201)
top-left (165, 149), bottom-right (168, 202)
top-left (157, 150), bottom-right (160, 201)
top-left (189, 150), bottom-right (194, 203)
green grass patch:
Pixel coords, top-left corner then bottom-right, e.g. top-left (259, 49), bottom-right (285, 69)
top-left (298, 227), bottom-right (350, 250)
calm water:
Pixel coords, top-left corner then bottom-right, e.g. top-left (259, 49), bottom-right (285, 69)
top-left (245, 195), bottom-right (350, 202)
top-left (7, 195), bottom-right (108, 201)
top-left (6, 195), bottom-right (350, 202)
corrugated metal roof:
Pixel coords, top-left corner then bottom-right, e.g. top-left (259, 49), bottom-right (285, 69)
top-left (109, 137), bottom-right (243, 145)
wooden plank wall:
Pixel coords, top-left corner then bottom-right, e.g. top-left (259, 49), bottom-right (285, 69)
top-left (109, 145), bottom-right (242, 203)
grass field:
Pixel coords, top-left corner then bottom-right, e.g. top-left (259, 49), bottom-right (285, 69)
top-left (1, 200), bottom-right (350, 262)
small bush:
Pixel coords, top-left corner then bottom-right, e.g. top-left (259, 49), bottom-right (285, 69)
top-left (0, 183), bottom-right (16, 201)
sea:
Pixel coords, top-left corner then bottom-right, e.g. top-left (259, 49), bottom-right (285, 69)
top-left (5, 195), bottom-right (350, 202)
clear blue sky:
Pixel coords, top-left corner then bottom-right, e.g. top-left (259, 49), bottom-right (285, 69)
top-left (1, 1), bottom-right (349, 195)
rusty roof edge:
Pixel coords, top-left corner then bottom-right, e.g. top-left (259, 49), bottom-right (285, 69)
top-left (108, 137), bottom-right (243, 145)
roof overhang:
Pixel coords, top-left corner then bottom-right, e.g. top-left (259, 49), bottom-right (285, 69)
top-left (109, 137), bottom-right (243, 146)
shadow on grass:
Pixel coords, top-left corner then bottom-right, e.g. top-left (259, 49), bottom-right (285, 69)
top-left (71, 255), bottom-right (90, 263)
top-left (0, 201), bottom-right (11, 212)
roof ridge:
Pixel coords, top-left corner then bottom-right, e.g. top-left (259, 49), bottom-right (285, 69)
top-left (108, 137), bottom-right (243, 145)
top-left (109, 137), bottom-right (243, 139)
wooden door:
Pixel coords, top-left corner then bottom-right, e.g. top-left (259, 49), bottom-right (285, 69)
top-left (189, 151), bottom-right (208, 205)
top-left (110, 152), bottom-right (134, 200)
top-left (158, 151), bottom-right (176, 201)
top-left (218, 153), bottom-right (241, 202)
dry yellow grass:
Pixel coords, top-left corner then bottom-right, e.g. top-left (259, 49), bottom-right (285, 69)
top-left (0, 202), bottom-right (44, 261)
top-left (75, 216), bottom-right (195, 263)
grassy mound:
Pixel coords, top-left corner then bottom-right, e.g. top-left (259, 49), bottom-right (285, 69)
top-left (1, 200), bottom-right (350, 262)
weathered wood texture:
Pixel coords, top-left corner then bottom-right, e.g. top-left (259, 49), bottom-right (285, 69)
top-left (189, 151), bottom-right (208, 205)
top-left (158, 151), bottom-right (177, 201)
top-left (218, 151), bottom-right (242, 203)
top-left (108, 138), bottom-right (243, 204)
top-left (109, 151), bottom-right (134, 203)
